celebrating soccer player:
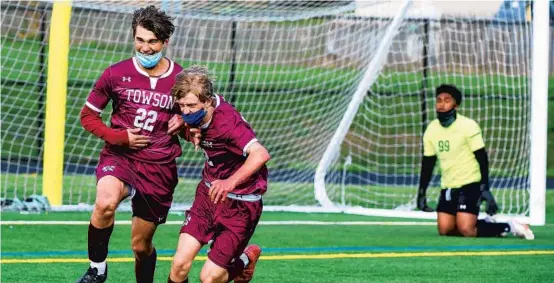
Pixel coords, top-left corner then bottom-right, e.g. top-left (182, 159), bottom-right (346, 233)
top-left (417, 84), bottom-right (534, 240)
top-left (77, 6), bottom-right (194, 283)
top-left (167, 66), bottom-right (270, 283)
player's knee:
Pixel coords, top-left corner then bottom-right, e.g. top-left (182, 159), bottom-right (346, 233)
top-left (199, 270), bottom-right (225, 283)
top-left (437, 225), bottom-right (454, 236)
top-left (457, 225), bottom-right (476, 237)
top-left (131, 240), bottom-right (152, 257)
top-left (438, 228), bottom-right (450, 236)
top-left (171, 257), bottom-right (193, 277)
top-left (93, 199), bottom-right (117, 219)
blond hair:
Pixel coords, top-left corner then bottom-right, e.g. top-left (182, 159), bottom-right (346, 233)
top-left (171, 65), bottom-right (214, 103)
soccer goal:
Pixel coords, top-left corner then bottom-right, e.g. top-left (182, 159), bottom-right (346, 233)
top-left (1, 0), bottom-right (549, 225)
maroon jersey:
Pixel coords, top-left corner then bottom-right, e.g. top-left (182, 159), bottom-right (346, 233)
top-left (200, 95), bottom-right (268, 195)
top-left (86, 57), bottom-right (183, 163)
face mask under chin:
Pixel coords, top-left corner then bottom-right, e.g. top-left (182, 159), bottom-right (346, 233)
top-left (135, 50), bottom-right (163, 69)
top-left (437, 108), bottom-right (457, 127)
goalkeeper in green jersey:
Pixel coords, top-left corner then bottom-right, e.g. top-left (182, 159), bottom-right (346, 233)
top-left (417, 84), bottom-right (534, 240)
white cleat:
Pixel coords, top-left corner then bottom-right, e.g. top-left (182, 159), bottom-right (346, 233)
top-left (509, 219), bottom-right (535, 240)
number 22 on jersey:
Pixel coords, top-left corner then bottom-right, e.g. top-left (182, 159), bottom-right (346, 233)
top-left (134, 108), bottom-right (157, 131)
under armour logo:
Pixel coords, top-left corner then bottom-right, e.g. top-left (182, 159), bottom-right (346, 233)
top-left (102, 165), bottom-right (115, 172)
top-left (459, 204), bottom-right (466, 210)
top-left (122, 77), bottom-right (131, 82)
top-left (158, 216), bottom-right (165, 222)
top-left (201, 140), bottom-right (213, 148)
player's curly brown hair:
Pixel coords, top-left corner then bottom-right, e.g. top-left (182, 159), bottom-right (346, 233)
top-left (132, 5), bottom-right (175, 41)
top-left (171, 65), bottom-right (215, 104)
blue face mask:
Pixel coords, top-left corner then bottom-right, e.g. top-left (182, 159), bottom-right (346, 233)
top-left (182, 109), bottom-right (207, 127)
top-left (135, 51), bottom-right (163, 69)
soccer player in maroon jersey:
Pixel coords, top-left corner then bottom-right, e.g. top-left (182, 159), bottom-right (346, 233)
top-left (167, 66), bottom-right (271, 283)
top-left (76, 6), bottom-right (195, 283)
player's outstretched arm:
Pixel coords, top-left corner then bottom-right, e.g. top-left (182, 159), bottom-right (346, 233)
top-left (417, 155), bottom-right (436, 212)
top-left (209, 142), bottom-right (271, 204)
top-left (474, 148), bottom-right (498, 215)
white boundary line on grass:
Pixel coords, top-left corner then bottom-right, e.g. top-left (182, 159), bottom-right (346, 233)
top-left (0, 220), bottom-right (436, 226)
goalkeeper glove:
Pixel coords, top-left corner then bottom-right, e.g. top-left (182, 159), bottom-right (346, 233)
top-left (479, 184), bottom-right (498, 215)
top-left (417, 190), bottom-right (433, 212)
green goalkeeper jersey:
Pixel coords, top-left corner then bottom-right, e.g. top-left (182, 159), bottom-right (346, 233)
top-left (423, 114), bottom-right (485, 188)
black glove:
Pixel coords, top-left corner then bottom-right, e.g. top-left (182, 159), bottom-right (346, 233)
top-left (479, 184), bottom-right (498, 215)
top-left (417, 190), bottom-right (433, 212)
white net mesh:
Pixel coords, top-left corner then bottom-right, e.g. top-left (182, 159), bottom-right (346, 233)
top-left (323, 16), bottom-right (533, 216)
top-left (2, 0), bottom-right (396, 209)
top-left (0, 1), bottom-right (536, 217)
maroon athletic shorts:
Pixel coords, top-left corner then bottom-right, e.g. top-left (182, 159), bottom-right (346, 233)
top-left (180, 181), bottom-right (263, 269)
top-left (96, 151), bottom-right (178, 224)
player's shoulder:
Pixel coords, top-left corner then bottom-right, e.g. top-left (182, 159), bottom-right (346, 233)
top-left (105, 58), bottom-right (135, 76)
top-left (456, 114), bottom-right (481, 130)
top-left (424, 119), bottom-right (441, 136)
top-left (214, 95), bottom-right (242, 120)
top-left (172, 60), bottom-right (184, 73)
top-left (212, 95), bottom-right (244, 128)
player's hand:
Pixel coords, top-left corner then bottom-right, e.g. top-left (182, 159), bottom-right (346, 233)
top-left (127, 128), bottom-right (150, 149)
top-left (209, 179), bottom-right (237, 204)
top-left (167, 114), bottom-right (185, 135)
top-left (417, 191), bottom-right (433, 212)
top-left (189, 128), bottom-right (202, 151)
top-left (479, 185), bottom-right (498, 215)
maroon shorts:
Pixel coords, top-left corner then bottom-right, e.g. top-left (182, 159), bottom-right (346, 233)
top-left (96, 151), bottom-right (178, 225)
top-left (180, 181), bottom-right (263, 269)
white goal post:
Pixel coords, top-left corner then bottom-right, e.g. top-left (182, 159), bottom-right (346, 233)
top-left (528, 0), bottom-right (549, 226)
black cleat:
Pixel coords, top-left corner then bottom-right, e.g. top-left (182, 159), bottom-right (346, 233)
top-left (76, 266), bottom-right (108, 283)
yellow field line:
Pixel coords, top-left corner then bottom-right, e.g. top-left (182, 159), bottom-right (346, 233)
top-left (1, 250), bottom-right (553, 264)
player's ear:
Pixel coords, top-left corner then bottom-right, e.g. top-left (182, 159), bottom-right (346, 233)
top-left (206, 96), bottom-right (214, 108)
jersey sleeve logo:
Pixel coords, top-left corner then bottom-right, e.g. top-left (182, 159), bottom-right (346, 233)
top-left (122, 76), bottom-right (131, 82)
top-left (102, 165), bottom-right (115, 172)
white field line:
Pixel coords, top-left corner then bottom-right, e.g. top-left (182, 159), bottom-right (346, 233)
top-left (0, 220), bottom-right (436, 226)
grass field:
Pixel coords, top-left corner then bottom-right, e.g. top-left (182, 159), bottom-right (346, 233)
top-left (2, 200), bottom-right (554, 283)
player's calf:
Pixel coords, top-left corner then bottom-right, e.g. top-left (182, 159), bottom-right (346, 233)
top-left (79, 222), bottom-right (113, 283)
top-left (135, 247), bottom-right (157, 283)
top-left (476, 219), bottom-right (511, 237)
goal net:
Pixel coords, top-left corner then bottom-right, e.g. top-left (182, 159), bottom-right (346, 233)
top-left (1, 0), bottom-right (546, 222)
top-left (315, 1), bottom-right (545, 222)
